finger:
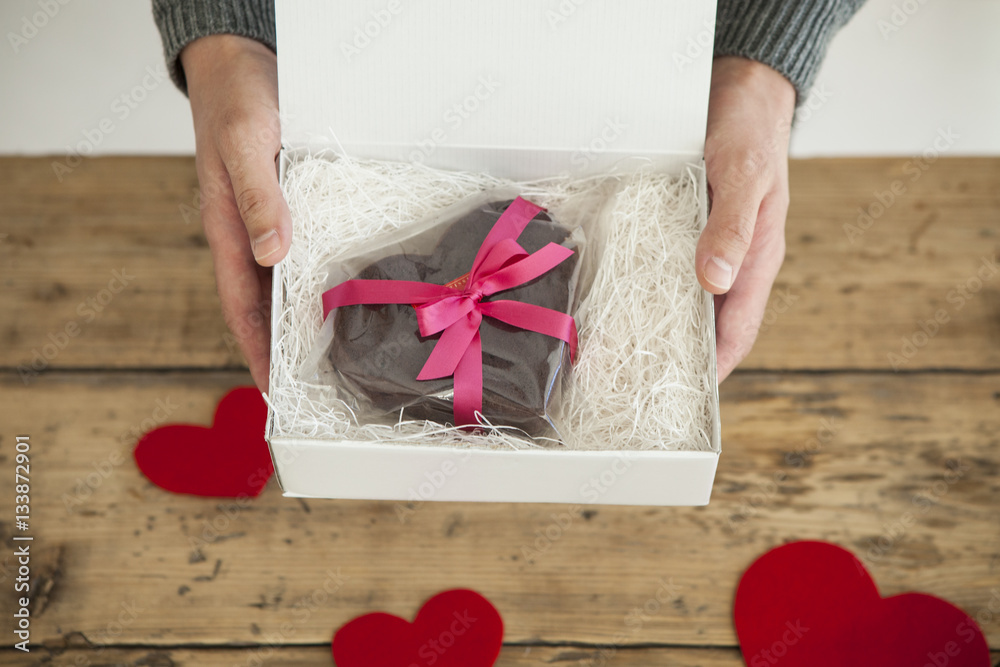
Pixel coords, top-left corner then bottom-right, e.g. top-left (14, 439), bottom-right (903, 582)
top-left (235, 264), bottom-right (272, 393)
top-left (714, 191), bottom-right (787, 381)
top-left (217, 120), bottom-right (292, 268)
top-left (212, 220), bottom-right (273, 392)
top-left (199, 162), bottom-right (274, 392)
top-left (696, 159), bottom-right (770, 295)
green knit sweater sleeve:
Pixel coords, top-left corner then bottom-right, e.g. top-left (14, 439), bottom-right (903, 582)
top-left (715, 0), bottom-right (867, 102)
top-left (151, 0), bottom-right (275, 94)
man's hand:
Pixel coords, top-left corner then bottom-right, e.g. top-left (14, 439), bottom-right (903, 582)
top-left (698, 56), bottom-right (796, 382)
top-left (181, 35), bottom-right (291, 392)
top-left (179, 42), bottom-right (792, 389)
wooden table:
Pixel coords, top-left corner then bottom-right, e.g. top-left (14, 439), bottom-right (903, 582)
top-left (1, 157), bottom-right (998, 665)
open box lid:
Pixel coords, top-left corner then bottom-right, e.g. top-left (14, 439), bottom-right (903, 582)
top-left (276, 0), bottom-right (717, 179)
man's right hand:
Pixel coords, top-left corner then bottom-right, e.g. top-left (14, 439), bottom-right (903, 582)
top-left (181, 35), bottom-right (291, 393)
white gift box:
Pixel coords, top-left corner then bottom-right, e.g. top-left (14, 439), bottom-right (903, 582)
top-left (266, 0), bottom-right (721, 505)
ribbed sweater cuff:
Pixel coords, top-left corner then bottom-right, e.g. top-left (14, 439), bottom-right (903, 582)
top-left (151, 0), bottom-right (276, 95)
top-left (715, 0), bottom-right (864, 103)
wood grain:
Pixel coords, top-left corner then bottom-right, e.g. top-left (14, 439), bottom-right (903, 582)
top-left (2, 371), bottom-right (996, 648)
top-left (2, 646), bottom-right (750, 667)
top-left (3, 155), bottom-right (997, 660)
top-left (2, 157), bottom-right (998, 374)
top-left (759, 156), bottom-right (1000, 370)
top-left (0, 157), bottom-right (240, 374)
top-left (2, 647), bottom-right (999, 666)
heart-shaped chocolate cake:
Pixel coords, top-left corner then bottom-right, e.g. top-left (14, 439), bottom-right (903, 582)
top-left (328, 200), bottom-right (581, 436)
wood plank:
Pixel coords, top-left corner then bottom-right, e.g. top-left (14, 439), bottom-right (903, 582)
top-left (2, 647), bottom-right (999, 666)
top-left (0, 157), bottom-right (240, 375)
top-left (753, 156), bottom-right (1000, 370)
top-left (2, 157), bottom-right (998, 373)
top-left (1, 372), bottom-right (997, 648)
top-left (2, 646), bottom-right (748, 667)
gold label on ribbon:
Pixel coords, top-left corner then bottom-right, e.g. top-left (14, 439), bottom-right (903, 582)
top-left (444, 273), bottom-right (471, 290)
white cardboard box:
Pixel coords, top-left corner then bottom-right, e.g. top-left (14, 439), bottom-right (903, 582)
top-left (267, 0), bottom-right (721, 505)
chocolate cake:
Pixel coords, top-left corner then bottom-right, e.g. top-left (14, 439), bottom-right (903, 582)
top-left (328, 200), bottom-right (580, 436)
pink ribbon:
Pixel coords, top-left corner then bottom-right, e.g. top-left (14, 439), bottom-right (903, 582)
top-left (322, 197), bottom-right (579, 428)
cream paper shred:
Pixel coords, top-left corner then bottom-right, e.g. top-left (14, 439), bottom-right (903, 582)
top-left (269, 153), bottom-right (716, 452)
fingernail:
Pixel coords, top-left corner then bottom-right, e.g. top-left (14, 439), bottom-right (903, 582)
top-left (252, 230), bottom-right (280, 261)
top-left (705, 256), bottom-right (733, 290)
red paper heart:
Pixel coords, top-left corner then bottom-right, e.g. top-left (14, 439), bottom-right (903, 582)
top-left (134, 387), bottom-right (273, 497)
top-left (735, 541), bottom-right (990, 666)
top-left (332, 589), bottom-right (504, 667)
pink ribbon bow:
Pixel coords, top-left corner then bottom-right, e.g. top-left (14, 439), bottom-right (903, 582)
top-left (321, 197), bottom-right (579, 428)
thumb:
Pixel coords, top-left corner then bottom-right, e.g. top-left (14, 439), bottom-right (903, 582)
top-left (222, 148), bottom-right (293, 267)
top-left (696, 187), bottom-right (762, 295)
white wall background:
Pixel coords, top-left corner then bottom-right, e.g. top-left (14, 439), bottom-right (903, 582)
top-left (1, 0), bottom-right (998, 158)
